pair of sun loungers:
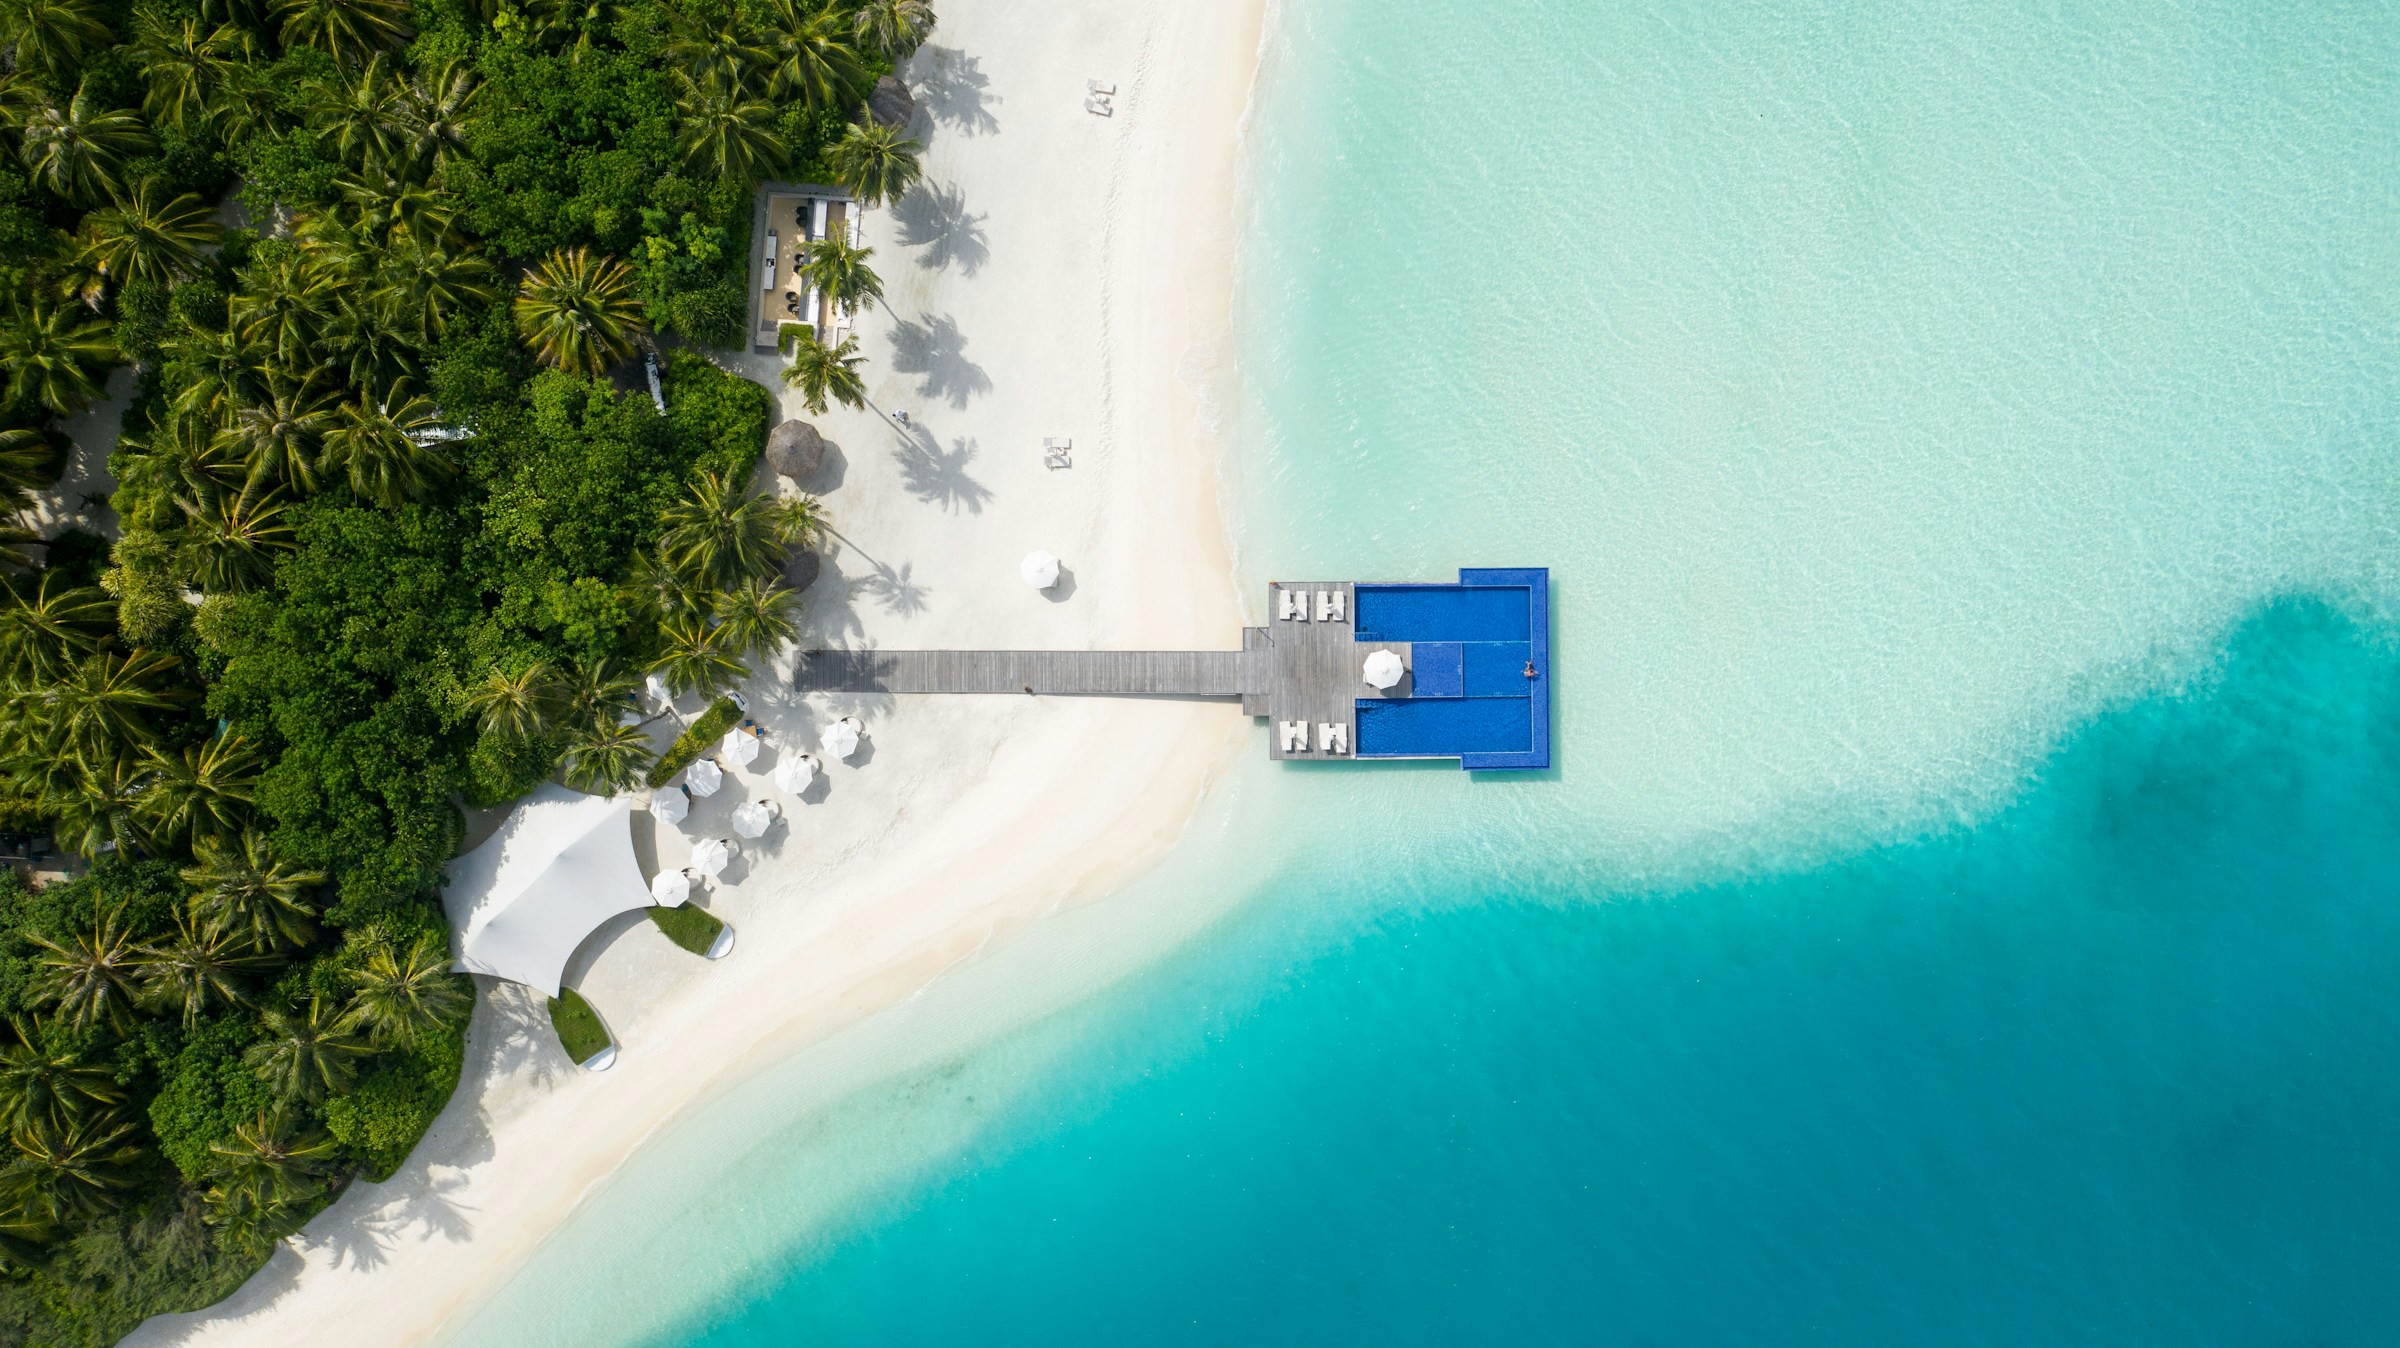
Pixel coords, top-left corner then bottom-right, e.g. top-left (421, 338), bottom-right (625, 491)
top-left (1279, 720), bottom-right (1350, 755)
top-left (1086, 78), bottom-right (1116, 117)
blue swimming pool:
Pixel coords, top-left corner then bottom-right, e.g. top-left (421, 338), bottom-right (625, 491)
top-left (1353, 569), bottom-right (1550, 769)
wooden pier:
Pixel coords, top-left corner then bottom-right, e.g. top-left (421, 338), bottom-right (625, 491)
top-left (792, 648), bottom-right (1249, 697)
top-left (792, 582), bottom-right (1412, 761)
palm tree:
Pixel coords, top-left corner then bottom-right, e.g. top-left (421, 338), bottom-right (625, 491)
top-left (25, 903), bottom-right (144, 1033)
top-left (663, 19), bottom-right (770, 90)
top-left (0, 0), bottom-right (112, 80)
top-left (137, 913), bottom-right (273, 1025)
top-left (782, 331), bottom-right (866, 415)
top-left (303, 55), bottom-right (408, 170)
top-left (182, 830), bottom-right (321, 953)
top-left (219, 378), bottom-right (335, 493)
top-left (319, 292), bottom-right (422, 392)
top-left (0, 298), bottom-right (115, 415)
top-left (852, 0), bottom-right (932, 61)
top-left (649, 613), bottom-right (748, 699)
top-left (0, 573), bottom-right (113, 684)
top-left (42, 750), bottom-right (150, 859)
top-left (0, 425), bottom-right (63, 504)
top-left (673, 72), bottom-right (786, 188)
top-left (10, 84), bottom-right (154, 205)
top-left (558, 657), bottom-right (640, 728)
top-left (464, 661), bottom-right (562, 743)
top-left (270, 0), bottom-right (411, 63)
top-left (229, 250), bottom-right (334, 367)
top-left (175, 482), bottom-right (295, 592)
top-left (75, 179), bottom-right (223, 291)
top-left (40, 646), bottom-right (187, 765)
top-left (344, 931), bottom-right (466, 1047)
top-left (246, 997), bottom-right (367, 1102)
top-left (798, 230), bottom-right (882, 321)
top-left (0, 1023), bottom-right (122, 1131)
top-left (623, 549), bottom-right (710, 624)
top-left (755, 0), bottom-right (863, 114)
top-left (163, 324), bottom-right (270, 419)
top-left (561, 719), bottom-right (653, 795)
top-left (136, 732), bottom-right (259, 845)
top-left (711, 575), bottom-right (801, 658)
top-left (772, 493), bottom-right (826, 552)
top-left (320, 385), bottom-right (450, 507)
top-left (203, 1108), bottom-right (336, 1237)
top-left (130, 11), bottom-right (251, 137)
top-left (513, 247), bottom-right (645, 377)
top-left (396, 58), bottom-right (478, 173)
top-left (825, 117), bottom-right (922, 208)
top-left (658, 471), bottom-right (805, 590)
top-left (372, 237), bottom-right (494, 337)
top-left (2, 1111), bottom-right (140, 1223)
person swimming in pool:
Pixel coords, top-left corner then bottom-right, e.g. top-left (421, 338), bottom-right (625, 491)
top-left (1523, 660), bottom-right (1538, 679)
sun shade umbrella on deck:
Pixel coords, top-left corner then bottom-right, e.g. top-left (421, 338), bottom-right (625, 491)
top-left (649, 786), bottom-right (689, 825)
top-left (690, 837), bottom-right (733, 879)
top-left (773, 753), bottom-right (818, 794)
top-left (1362, 649), bottom-right (1404, 690)
top-left (720, 727), bottom-right (760, 769)
top-left (684, 758), bottom-right (724, 797)
top-left (1020, 551), bottom-right (1060, 590)
top-left (731, 799), bottom-right (778, 838)
top-left (650, 869), bottom-right (691, 906)
top-left (822, 717), bottom-right (863, 761)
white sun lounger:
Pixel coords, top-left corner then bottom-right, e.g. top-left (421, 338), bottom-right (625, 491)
top-left (1085, 96), bottom-right (1112, 117)
top-left (1088, 79), bottom-right (1116, 95)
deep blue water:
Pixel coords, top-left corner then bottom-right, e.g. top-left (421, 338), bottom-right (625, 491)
top-left (679, 601), bottom-right (2400, 1345)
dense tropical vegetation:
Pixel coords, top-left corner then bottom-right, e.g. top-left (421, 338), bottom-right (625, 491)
top-left (0, 0), bottom-right (928, 1337)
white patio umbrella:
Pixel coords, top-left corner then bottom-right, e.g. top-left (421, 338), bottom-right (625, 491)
top-left (644, 673), bottom-right (672, 706)
top-left (720, 727), bottom-right (760, 768)
top-left (689, 837), bottom-right (733, 879)
top-left (684, 757), bottom-right (724, 797)
top-left (649, 869), bottom-right (690, 906)
top-left (731, 799), bottom-right (777, 838)
top-left (1362, 649), bottom-right (1404, 690)
top-left (822, 717), bottom-right (862, 761)
top-left (648, 786), bottom-right (689, 825)
top-left (1020, 550), bottom-right (1060, 590)
top-left (773, 753), bottom-right (818, 794)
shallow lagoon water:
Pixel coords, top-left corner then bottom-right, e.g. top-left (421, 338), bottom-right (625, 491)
top-left (450, 0), bottom-right (2400, 1341)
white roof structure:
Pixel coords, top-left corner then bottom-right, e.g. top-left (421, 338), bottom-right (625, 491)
top-left (443, 783), bottom-right (653, 996)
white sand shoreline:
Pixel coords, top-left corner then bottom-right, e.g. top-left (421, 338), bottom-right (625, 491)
top-left (125, 1), bottom-right (1269, 1341)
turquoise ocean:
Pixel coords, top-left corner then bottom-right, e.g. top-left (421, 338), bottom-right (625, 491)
top-left (451, 0), bottom-right (2400, 1342)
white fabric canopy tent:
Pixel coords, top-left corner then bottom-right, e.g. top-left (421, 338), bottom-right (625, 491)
top-left (443, 783), bottom-right (653, 995)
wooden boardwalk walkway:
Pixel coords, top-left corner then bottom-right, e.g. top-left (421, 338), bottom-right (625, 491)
top-left (792, 649), bottom-right (1249, 697)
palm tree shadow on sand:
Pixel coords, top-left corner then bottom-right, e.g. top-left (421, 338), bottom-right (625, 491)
top-left (911, 47), bottom-right (1000, 137)
top-left (892, 181), bottom-right (988, 276)
top-left (891, 429), bottom-right (992, 515)
top-left (887, 312), bottom-right (990, 408)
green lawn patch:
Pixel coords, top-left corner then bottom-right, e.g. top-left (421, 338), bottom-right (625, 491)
top-left (647, 696), bottom-right (744, 788)
top-left (650, 903), bottom-right (726, 955)
top-left (547, 988), bottom-right (613, 1064)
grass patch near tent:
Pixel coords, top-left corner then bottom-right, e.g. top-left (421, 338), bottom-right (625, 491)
top-left (648, 697), bottom-right (744, 787)
top-left (650, 903), bottom-right (726, 955)
top-left (548, 989), bottom-right (613, 1064)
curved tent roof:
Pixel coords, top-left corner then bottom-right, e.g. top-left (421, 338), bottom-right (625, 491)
top-left (444, 783), bottom-right (652, 996)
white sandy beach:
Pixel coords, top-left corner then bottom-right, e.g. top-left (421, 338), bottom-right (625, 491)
top-left (125, 0), bottom-right (1268, 1341)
